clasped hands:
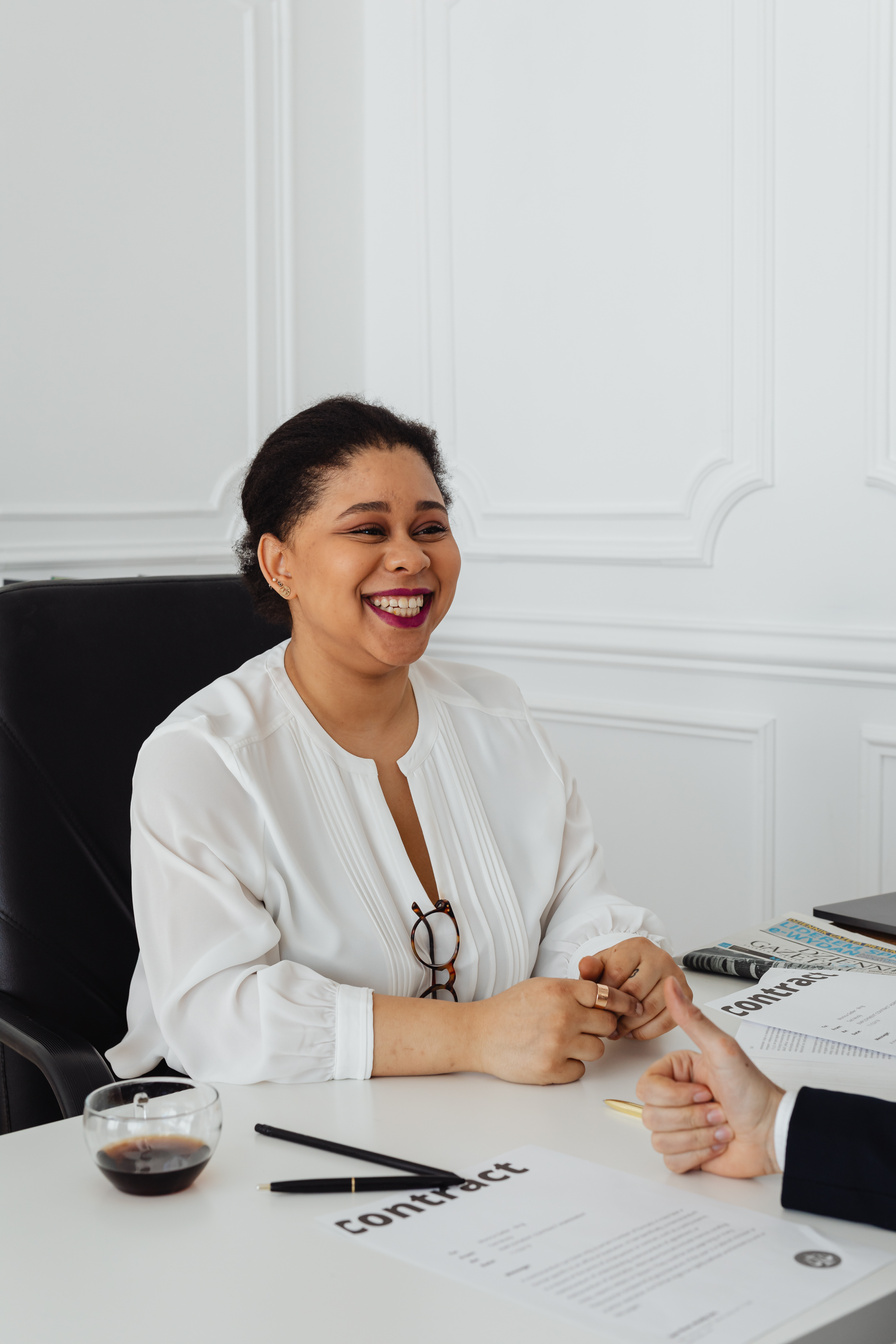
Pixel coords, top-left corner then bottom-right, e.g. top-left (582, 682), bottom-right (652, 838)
top-left (473, 937), bottom-right (689, 1085)
top-left (578, 937), bottom-right (692, 1042)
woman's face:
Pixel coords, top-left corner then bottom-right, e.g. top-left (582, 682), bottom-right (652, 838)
top-left (264, 445), bottom-right (461, 677)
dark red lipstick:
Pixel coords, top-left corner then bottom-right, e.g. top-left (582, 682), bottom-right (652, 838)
top-left (363, 589), bottom-right (433, 629)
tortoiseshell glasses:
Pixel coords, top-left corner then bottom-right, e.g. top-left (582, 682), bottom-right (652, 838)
top-left (410, 899), bottom-right (460, 1001)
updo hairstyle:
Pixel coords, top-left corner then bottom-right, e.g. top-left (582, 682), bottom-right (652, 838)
top-left (236, 395), bottom-right (452, 625)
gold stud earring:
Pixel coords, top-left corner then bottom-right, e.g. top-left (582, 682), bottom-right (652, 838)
top-left (275, 578), bottom-right (292, 598)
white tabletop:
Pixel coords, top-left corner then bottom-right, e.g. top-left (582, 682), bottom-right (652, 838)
top-left (1, 972), bottom-right (894, 1344)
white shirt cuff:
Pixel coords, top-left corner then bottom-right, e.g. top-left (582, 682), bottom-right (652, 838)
top-left (564, 931), bottom-right (667, 979)
top-left (773, 1089), bottom-right (798, 1171)
top-left (333, 984), bottom-right (374, 1080)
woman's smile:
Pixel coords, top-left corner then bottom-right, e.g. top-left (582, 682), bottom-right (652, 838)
top-left (364, 589), bottom-right (434, 627)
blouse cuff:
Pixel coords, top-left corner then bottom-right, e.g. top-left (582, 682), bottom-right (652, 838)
top-left (773, 1089), bottom-right (797, 1171)
top-left (564, 931), bottom-right (667, 979)
top-left (333, 983), bottom-right (374, 1080)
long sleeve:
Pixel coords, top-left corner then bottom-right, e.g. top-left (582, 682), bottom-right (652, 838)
top-left (773, 1090), bottom-right (798, 1169)
top-left (528, 714), bottom-right (670, 978)
top-left (781, 1087), bottom-right (896, 1232)
top-left (107, 723), bottom-right (373, 1084)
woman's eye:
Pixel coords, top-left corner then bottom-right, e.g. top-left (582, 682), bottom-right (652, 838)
top-left (345, 521), bottom-right (448, 539)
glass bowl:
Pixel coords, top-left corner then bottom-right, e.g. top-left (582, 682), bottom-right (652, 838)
top-left (83, 1078), bottom-right (222, 1195)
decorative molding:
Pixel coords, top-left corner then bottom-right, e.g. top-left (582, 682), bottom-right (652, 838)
top-left (530, 696), bottom-right (776, 924)
top-left (866, 0), bottom-right (896, 495)
top-left (860, 724), bottom-right (896, 893)
top-left (420, 0), bottom-right (775, 563)
top-left (0, 460), bottom-right (245, 525)
top-left (240, 0), bottom-right (261, 460)
top-left (429, 608), bottom-right (896, 687)
top-left (271, 0), bottom-right (296, 424)
top-left (0, 0), bottom-right (294, 575)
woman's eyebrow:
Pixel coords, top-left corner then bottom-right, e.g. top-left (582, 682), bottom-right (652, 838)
top-left (336, 499), bottom-right (448, 520)
top-left (337, 501), bottom-right (388, 519)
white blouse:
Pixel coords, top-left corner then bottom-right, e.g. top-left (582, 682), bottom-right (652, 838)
top-left (107, 644), bottom-right (668, 1084)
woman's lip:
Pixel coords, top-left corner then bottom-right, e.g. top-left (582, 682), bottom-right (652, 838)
top-left (364, 588), bottom-right (433, 598)
top-left (364, 592), bottom-right (433, 629)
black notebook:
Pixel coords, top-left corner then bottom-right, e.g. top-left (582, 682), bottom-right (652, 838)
top-left (813, 892), bottom-right (896, 939)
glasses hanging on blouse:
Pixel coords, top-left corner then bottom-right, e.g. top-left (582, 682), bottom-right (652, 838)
top-left (410, 899), bottom-right (460, 1001)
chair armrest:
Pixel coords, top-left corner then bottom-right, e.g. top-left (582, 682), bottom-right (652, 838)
top-left (0, 990), bottom-right (115, 1119)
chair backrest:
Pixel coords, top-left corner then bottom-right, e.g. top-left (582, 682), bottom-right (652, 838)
top-left (0, 575), bottom-right (280, 1129)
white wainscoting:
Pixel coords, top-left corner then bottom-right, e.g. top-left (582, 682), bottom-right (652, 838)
top-left (430, 611), bottom-right (896, 948)
top-left (866, 0), bottom-right (896, 496)
top-left (529, 697), bottom-right (774, 955)
top-left (433, 610), bottom-right (896, 689)
top-left (0, 0), bottom-right (294, 576)
top-left (426, 0), bottom-right (774, 564)
top-left (365, 0), bottom-right (774, 564)
top-left (861, 725), bottom-right (896, 895)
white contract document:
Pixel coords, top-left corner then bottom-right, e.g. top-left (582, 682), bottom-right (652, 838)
top-left (736, 1021), bottom-right (896, 1064)
top-left (707, 968), bottom-right (896, 1054)
top-left (320, 1146), bottom-right (891, 1344)
top-left (735, 1021), bottom-right (896, 1103)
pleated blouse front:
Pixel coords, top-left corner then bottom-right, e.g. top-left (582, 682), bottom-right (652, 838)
top-left (107, 644), bottom-right (667, 1084)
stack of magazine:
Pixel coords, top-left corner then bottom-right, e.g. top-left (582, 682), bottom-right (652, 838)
top-left (681, 911), bottom-right (896, 980)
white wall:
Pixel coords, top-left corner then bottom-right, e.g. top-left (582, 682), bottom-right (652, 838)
top-left (2, 0), bottom-right (894, 950)
top-left (0, 0), bottom-right (364, 576)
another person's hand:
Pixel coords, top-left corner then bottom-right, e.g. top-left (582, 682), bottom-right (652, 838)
top-left (470, 977), bottom-right (641, 1085)
top-left (636, 977), bottom-right (784, 1178)
top-left (578, 938), bottom-right (691, 1040)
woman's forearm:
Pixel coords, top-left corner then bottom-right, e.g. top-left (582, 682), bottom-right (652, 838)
top-left (371, 994), bottom-right (482, 1076)
top-left (371, 977), bottom-right (637, 1084)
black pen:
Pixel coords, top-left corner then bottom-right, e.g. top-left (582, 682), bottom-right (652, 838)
top-left (258, 1174), bottom-right (464, 1194)
top-left (254, 1123), bottom-right (458, 1181)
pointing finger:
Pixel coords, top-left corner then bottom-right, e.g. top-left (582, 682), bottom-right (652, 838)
top-left (663, 977), bottom-right (730, 1053)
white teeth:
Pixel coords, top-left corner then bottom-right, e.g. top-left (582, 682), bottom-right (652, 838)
top-left (369, 594), bottom-right (428, 617)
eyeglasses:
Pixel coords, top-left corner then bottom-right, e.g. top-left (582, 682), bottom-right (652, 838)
top-left (410, 899), bottom-right (460, 1001)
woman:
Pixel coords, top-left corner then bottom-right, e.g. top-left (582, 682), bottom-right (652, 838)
top-left (108, 397), bottom-right (689, 1086)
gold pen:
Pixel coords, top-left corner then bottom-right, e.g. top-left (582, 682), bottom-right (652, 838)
top-left (604, 1098), bottom-right (643, 1118)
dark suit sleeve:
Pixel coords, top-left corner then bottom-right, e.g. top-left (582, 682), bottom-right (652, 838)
top-left (781, 1087), bottom-right (896, 1231)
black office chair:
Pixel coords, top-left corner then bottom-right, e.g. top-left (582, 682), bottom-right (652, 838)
top-left (0, 575), bottom-right (279, 1132)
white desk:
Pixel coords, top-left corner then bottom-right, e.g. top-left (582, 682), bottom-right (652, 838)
top-left (1, 973), bottom-right (894, 1344)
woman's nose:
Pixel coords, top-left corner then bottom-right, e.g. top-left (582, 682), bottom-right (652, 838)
top-left (385, 535), bottom-right (431, 573)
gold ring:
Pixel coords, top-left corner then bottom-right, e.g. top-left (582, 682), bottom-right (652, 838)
top-left (595, 983), bottom-right (610, 1009)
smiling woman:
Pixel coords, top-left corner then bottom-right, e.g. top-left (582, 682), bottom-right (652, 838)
top-left (108, 397), bottom-right (689, 1088)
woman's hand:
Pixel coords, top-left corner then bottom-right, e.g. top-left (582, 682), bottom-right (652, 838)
top-left (636, 978), bottom-right (784, 1178)
top-left (373, 977), bottom-right (639, 1085)
top-left (577, 938), bottom-right (691, 1040)
top-left (468, 976), bottom-right (641, 1085)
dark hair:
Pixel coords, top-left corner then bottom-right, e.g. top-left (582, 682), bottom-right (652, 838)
top-left (236, 395), bottom-right (453, 625)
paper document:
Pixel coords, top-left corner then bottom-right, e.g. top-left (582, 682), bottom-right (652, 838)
top-left (736, 1020), bottom-right (896, 1065)
top-left (735, 1023), bottom-right (896, 1104)
top-left (320, 1145), bottom-right (891, 1344)
top-left (708, 968), bottom-right (896, 1055)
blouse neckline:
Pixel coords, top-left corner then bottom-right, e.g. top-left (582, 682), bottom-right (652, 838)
top-left (266, 642), bottom-right (439, 777)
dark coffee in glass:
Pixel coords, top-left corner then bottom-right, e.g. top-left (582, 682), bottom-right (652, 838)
top-left (96, 1134), bottom-right (212, 1195)
top-left (84, 1079), bottom-right (221, 1195)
